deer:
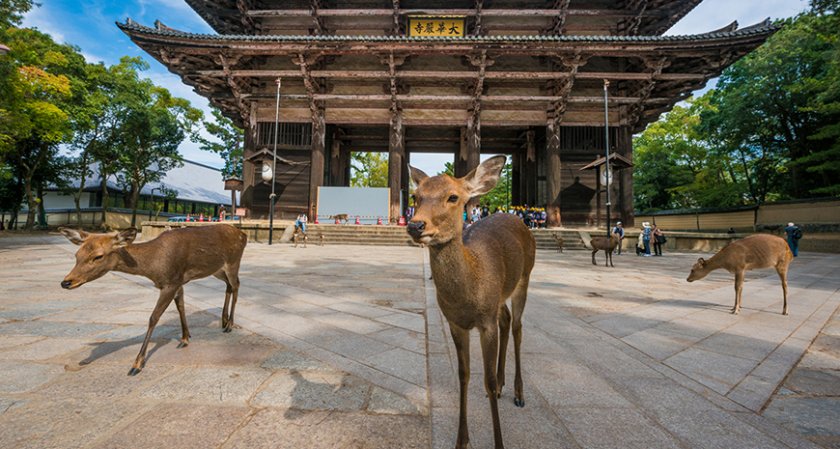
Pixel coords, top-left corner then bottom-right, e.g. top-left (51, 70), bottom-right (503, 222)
top-left (292, 228), bottom-right (308, 248)
top-left (589, 234), bottom-right (620, 267)
top-left (407, 155), bottom-right (535, 449)
top-left (59, 224), bottom-right (248, 375)
top-left (553, 234), bottom-right (564, 253)
top-left (687, 233), bottom-right (793, 315)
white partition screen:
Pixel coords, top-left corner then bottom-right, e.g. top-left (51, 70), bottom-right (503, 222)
top-left (317, 187), bottom-right (391, 225)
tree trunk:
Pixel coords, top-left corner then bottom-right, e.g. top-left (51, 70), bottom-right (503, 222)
top-left (130, 185), bottom-right (140, 228)
top-left (75, 151), bottom-right (89, 226)
top-left (24, 172), bottom-right (36, 230)
top-left (100, 170), bottom-right (109, 229)
top-left (36, 184), bottom-right (46, 228)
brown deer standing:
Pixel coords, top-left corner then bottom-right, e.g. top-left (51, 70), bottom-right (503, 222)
top-left (407, 156), bottom-right (535, 449)
top-left (687, 234), bottom-right (793, 315)
top-left (59, 224), bottom-right (247, 375)
top-left (589, 235), bottom-right (620, 267)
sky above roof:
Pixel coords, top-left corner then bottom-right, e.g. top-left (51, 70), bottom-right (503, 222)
top-left (24, 0), bottom-right (807, 175)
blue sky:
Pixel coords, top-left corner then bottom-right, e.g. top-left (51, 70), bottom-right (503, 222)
top-left (24, 0), bottom-right (808, 174)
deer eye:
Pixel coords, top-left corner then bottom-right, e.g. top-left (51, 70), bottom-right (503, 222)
top-left (447, 195), bottom-right (459, 203)
top-left (92, 255), bottom-right (104, 262)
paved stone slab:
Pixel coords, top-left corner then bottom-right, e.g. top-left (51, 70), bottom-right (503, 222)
top-left (764, 398), bottom-right (840, 437)
top-left (223, 408), bottom-right (429, 449)
top-left (94, 404), bottom-right (250, 449)
top-left (0, 361), bottom-right (64, 393)
top-left (252, 370), bottom-right (369, 410)
top-left (139, 366), bottom-right (271, 405)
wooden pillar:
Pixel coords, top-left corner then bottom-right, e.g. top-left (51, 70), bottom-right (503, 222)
top-left (340, 147), bottom-right (351, 186)
top-left (241, 103), bottom-right (258, 216)
top-left (618, 125), bottom-right (635, 226)
top-left (309, 106), bottom-right (325, 217)
top-left (329, 129), bottom-right (342, 186)
top-left (546, 120), bottom-right (562, 227)
top-left (388, 110), bottom-right (405, 222)
top-left (524, 129), bottom-right (537, 206)
top-left (511, 152), bottom-right (521, 206)
top-left (401, 151), bottom-right (410, 214)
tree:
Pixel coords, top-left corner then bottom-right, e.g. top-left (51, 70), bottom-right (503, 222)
top-left (193, 108), bottom-right (243, 179)
top-left (350, 152), bottom-right (388, 187)
top-left (115, 83), bottom-right (201, 227)
top-left (0, 0), bottom-right (33, 32)
top-left (0, 28), bottom-right (84, 228)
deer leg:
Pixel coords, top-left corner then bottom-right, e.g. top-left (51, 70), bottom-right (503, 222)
top-left (497, 304), bottom-right (512, 398)
top-left (479, 325), bottom-right (505, 449)
top-left (777, 265), bottom-right (789, 316)
top-left (129, 286), bottom-right (177, 376)
top-left (173, 286), bottom-right (190, 348)
top-left (224, 270), bottom-right (241, 333)
top-left (511, 281), bottom-right (528, 408)
top-left (449, 324), bottom-right (472, 449)
top-left (591, 249), bottom-right (597, 265)
top-left (733, 271), bottom-right (744, 314)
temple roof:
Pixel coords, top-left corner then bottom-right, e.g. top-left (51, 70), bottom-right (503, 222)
top-left (184, 0), bottom-right (704, 36)
top-left (118, 18), bottom-right (777, 132)
top-left (0, 44), bottom-right (9, 54)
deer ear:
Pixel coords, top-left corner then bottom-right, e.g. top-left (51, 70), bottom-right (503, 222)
top-left (59, 227), bottom-right (89, 245)
top-left (114, 228), bottom-right (138, 247)
top-left (409, 165), bottom-right (430, 188)
top-left (463, 155), bottom-right (506, 197)
top-left (697, 257), bottom-right (706, 266)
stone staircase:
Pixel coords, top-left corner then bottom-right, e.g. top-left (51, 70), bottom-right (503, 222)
top-left (531, 229), bottom-right (587, 251)
top-left (302, 224), bottom-right (587, 249)
top-left (304, 224), bottom-right (417, 246)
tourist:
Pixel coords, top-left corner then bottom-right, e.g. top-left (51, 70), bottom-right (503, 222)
top-left (653, 224), bottom-right (666, 256)
top-left (784, 222), bottom-right (802, 257)
top-left (636, 227), bottom-right (645, 256)
top-left (218, 205), bottom-right (226, 222)
top-left (295, 213), bottom-right (308, 234)
top-left (612, 221), bottom-right (624, 255)
top-left (642, 222), bottom-right (652, 256)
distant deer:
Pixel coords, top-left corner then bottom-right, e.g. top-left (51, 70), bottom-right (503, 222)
top-left (292, 228), bottom-right (308, 248)
top-left (687, 234), bottom-right (793, 315)
top-left (553, 234), bottom-right (564, 253)
top-left (407, 156), bottom-right (535, 449)
top-left (589, 234), bottom-right (620, 267)
top-left (59, 224), bottom-right (247, 375)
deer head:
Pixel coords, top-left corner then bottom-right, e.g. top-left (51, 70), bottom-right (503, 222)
top-left (59, 227), bottom-right (137, 289)
top-left (407, 155), bottom-right (506, 246)
top-left (687, 257), bottom-right (709, 282)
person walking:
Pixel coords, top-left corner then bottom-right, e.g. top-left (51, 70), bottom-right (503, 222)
top-left (642, 222), bottom-right (652, 256)
top-left (784, 222), bottom-right (802, 257)
top-left (218, 205), bottom-right (226, 222)
top-left (612, 221), bottom-right (625, 255)
top-left (652, 224), bottom-right (665, 256)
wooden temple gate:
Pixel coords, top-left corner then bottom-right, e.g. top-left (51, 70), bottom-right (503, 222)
top-left (119, 0), bottom-right (777, 227)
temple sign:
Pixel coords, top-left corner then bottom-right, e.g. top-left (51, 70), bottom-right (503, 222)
top-left (408, 17), bottom-right (464, 37)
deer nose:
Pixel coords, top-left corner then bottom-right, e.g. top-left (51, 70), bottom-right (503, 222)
top-left (60, 280), bottom-right (73, 289)
top-left (407, 221), bottom-right (425, 238)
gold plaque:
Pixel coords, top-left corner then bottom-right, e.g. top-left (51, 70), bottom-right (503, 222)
top-left (407, 17), bottom-right (465, 37)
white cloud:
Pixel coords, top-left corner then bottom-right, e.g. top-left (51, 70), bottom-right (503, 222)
top-left (667, 0), bottom-right (807, 35)
top-left (22, 5), bottom-right (66, 43)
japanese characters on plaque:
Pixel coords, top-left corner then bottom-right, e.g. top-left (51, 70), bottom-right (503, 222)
top-left (407, 17), bottom-right (465, 37)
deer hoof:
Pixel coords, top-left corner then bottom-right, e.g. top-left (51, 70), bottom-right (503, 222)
top-left (127, 367), bottom-right (142, 376)
top-left (177, 340), bottom-right (189, 348)
top-left (514, 397), bottom-right (525, 408)
top-left (223, 326), bottom-right (233, 333)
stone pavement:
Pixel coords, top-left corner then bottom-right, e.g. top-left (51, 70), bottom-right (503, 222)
top-left (0, 232), bottom-right (838, 448)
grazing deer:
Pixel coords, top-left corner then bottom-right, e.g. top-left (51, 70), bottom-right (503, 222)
top-left (59, 224), bottom-right (247, 375)
top-left (553, 234), bottom-right (564, 253)
top-left (407, 156), bottom-right (535, 449)
top-left (589, 235), bottom-right (620, 267)
top-left (292, 228), bottom-right (308, 248)
top-left (687, 234), bottom-right (793, 315)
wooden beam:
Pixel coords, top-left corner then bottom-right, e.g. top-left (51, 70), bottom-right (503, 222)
top-left (246, 8), bottom-right (659, 18)
top-left (195, 69), bottom-right (706, 82)
top-left (242, 93), bottom-right (668, 104)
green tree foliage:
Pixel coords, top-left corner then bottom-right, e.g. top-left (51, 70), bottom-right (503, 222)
top-left (350, 152), bottom-right (388, 187)
top-left (0, 0), bottom-right (33, 32)
top-left (114, 77), bottom-right (201, 227)
top-left (635, 8), bottom-right (840, 210)
top-left (193, 108), bottom-right (244, 179)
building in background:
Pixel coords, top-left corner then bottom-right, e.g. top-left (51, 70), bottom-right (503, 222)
top-left (17, 160), bottom-right (232, 228)
top-left (119, 1), bottom-right (777, 226)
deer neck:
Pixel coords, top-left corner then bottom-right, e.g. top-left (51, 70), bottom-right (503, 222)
top-left (428, 231), bottom-right (477, 301)
top-left (112, 241), bottom-right (158, 279)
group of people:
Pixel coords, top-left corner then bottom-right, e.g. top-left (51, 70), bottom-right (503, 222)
top-left (610, 221), bottom-right (667, 257)
top-left (463, 205), bottom-right (549, 229)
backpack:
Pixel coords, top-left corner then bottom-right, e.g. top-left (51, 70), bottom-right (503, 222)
top-left (793, 228), bottom-right (802, 240)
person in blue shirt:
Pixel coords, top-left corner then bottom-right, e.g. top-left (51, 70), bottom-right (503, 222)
top-left (784, 222), bottom-right (802, 257)
top-left (642, 222), bottom-right (652, 256)
top-left (612, 221), bottom-right (625, 255)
